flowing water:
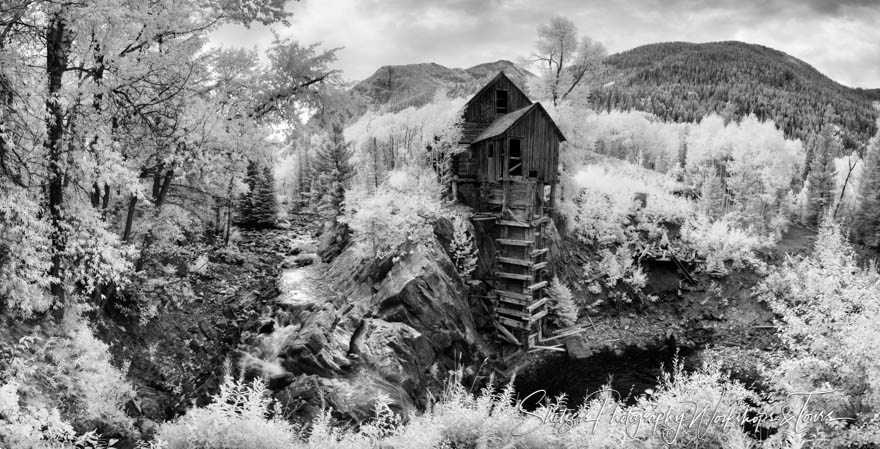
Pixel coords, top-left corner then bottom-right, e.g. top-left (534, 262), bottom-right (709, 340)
top-left (514, 344), bottom-right (696, 410)
top-left (242, 234), bottom-right (324, 380)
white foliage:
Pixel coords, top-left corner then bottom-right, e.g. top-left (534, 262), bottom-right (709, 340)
top-left (450, 215), bottom-right (478, 279)
top-left (341, 168), bottom-right (444, 258)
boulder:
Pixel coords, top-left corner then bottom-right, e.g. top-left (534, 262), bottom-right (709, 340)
top-left (270, 236), bottom-right (483, 422)
top-left (316, 222), bottom-right (350, 263)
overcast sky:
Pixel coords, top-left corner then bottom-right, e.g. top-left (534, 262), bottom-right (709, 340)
top-left (210, 0), bottom-right (880, 88)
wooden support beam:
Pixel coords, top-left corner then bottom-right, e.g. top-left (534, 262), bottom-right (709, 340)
top-left (497, 256), bottom-right (532, 267)
top-left (527, 344), bottom-right (566, 353)
top-left (529, 309), bottom-right (548, 323)
top-left (495, 289), bottom-right (532, 301)
top-left (530, 248), bottom-right (549, 257)
top-left (531, 261), bottom-right (549, 271)
top-left (496, 238), bottom-right (533, 246)
top-left (493, 322), bottom-right (522, 346)
top-left (540, 326), bottom-right (590, 343)
top-left (498, 315), bottom-right (530, 330)
top-left (527, 298), bottom-right (548, 312)
top-left (671, 252), bottom-right (698, 285)
top-left (498, 295), bottom-right (529, 306)
top-left (496, 306), bottom-right (528, 318)
top-left (496, 271), bottom-right (533, 281)
top-left (533, 216), bottom-right (551, 226)
top-left (498, 220), bottom-right (532, 228)
top-left (526, 280), bottom-right (548, 292)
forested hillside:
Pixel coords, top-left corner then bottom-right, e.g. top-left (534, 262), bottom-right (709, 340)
top-left (592, 41), bottom-right (878, 152)
top-left (354, 41), bottom-right (878, 152)
top-left (352, 60), bottom-right (532, 111)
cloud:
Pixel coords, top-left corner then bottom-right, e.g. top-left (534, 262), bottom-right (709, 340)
top-left (209, 0), bottom-right (880, 87)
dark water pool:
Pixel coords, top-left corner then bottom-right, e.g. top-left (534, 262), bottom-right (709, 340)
top-left (513, 344), bottom-right (696, 410)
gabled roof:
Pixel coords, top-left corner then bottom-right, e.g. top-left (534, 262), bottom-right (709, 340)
top-left (472, 103), bottom-right (567, 143)
top-left (465, 71), bottom-right (531, 109)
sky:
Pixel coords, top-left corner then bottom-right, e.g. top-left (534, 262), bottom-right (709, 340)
top-left (210, 0), bottom-right (880, 88)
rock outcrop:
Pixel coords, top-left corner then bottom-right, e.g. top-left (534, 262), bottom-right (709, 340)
top-left (262, 227), bottom-right (484, 423)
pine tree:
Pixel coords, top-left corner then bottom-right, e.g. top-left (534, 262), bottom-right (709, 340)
top-left (311, 122), bottom-right (355, 222)
top-left (854, 124), bottom-right (880, 246)
top-left (238, 161), bottom-right (278, 228)
top-left (801, 131), bottom-right (818, 180)
top-left (700, 167), bottom-right (725, 220)
top-left (546, 276), bottom-right (578, 328)
top-left (804, 127), bottom-right (839, 225)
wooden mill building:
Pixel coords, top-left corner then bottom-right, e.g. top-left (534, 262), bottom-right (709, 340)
top-left (452, 72), bottom-right (566, 348)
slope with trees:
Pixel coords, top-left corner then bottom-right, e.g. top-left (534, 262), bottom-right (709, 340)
top-left (592, 41), bottom-right (878, 152)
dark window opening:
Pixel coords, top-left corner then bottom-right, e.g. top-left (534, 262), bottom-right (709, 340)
top-left (488, 142), bottom-right (495, 158)
top-left (509, 139), bottom-right (522, 177)
top-left (496, 90), bottom-right (509, 114)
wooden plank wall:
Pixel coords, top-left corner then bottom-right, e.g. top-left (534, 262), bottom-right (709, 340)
top-left (453, 148), bottom-right (478, 180)
top-left (463, 76), bottom-right (532, 124)
top-left (475, 138), bottom-right (505, 183)
top-left (503, 108), bottom-right (560, 184)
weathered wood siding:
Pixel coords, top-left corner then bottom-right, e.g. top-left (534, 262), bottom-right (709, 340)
top-left (463, 75), bottom-right (531, 124)
top-left (453, 147), bottom-right (478, 179)
top-left (468, 108), bottom-right (560, 184)
top-left (474, 138), bottom-right (505, 183)
top-left (502, 107), bottom-right (560, 184)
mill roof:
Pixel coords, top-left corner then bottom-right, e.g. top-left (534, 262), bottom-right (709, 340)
top-left (471, 103), bottom-right (567, 143)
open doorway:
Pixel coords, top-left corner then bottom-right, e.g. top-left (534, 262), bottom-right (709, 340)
top-left (508, 138), bottom-right (522, 177)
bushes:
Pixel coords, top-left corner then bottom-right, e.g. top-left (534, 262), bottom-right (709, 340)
top-left (681, 216), bottom-right (769, 274)
top-left (0, 187), bottom-right (53, 317)
top-left (145, 361), bottom-right (793, 449)
top-left (0, 322), bottom-right (135, 448)
top-left (758, 216), bottom-right (880, 446)
top-left (562, 160), bottom-right (771, 298)
top-left (341, 168), bottom-right (444, 258)
top-left (0, 381), bottom-right (77, 449)
top-left (449, 214), bottom-right (478, 279)
top-left (154, 376), bottom-right (297, 449)
top-left (546, 277), bottom-right (578, 328)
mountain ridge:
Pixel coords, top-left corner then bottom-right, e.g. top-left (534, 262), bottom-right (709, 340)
top-left (590, 41), bottom-right (877, 150)
top-left (353, 41), bottom-right (878, 150)
top-left (352, 59), bottom-right (532, 112)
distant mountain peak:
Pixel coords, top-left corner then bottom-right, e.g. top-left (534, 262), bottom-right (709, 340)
top-left (353, 60), bottom-right (532, 111)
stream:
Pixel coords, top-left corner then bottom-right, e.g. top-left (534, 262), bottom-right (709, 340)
top-left (514, 344), bottom-right (697, 410)
top-left (241, 230), bottom-right (714, 422)
top-left (241, 234), bottom-right (325, 380)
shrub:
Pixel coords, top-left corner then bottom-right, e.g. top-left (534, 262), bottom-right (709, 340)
top-left (53, 324), bottom-right (137, 438)
top-left (681, 216), bottom-right (769, 274)
top-left (341, 168), bottom-right (444, 258)
top-left (154, 376), bottom-right (297, 449)
top-left (758, 216), bottom-right (880, 446)
top-left (0, 381), bottom-right (76, 449)
top-left (546, 277), bottom-right (578, 328)
top-left (450, 215), bottom-right (478, 279)
top-left (0, 324), bottom-right (132, 448)
top-left (0, 188), bottom-right (54, 317)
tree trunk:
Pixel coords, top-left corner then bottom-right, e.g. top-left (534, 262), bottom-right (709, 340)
top-left (224, 176), bottom-right (235, 246)
top-left (102, 184), bottom-right (110, 210)
top-left (45, 9), bottom-right (73, 301)
top-left (123, 195), bottom-right (138, 241)
top-left (135, 167), bottom-right (175, 271)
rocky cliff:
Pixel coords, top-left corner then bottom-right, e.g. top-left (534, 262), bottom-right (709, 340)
top-left (254, 219), bottom-right (486, 423)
